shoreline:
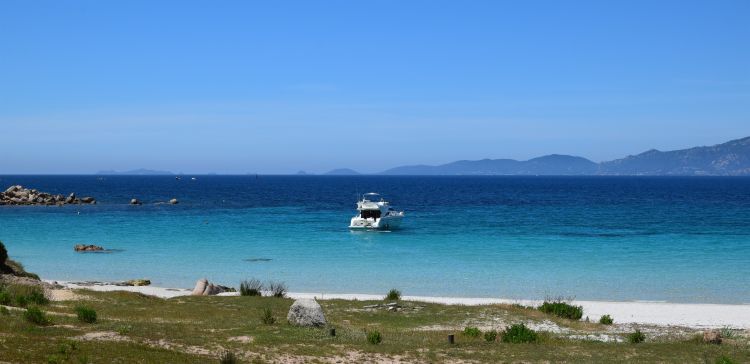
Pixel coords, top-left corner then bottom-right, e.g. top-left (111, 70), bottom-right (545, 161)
top-left (52, 280), bottom-right (750, 329)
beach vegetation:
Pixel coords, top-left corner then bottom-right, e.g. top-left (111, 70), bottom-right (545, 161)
top-left (484, 330), bottom-right (498, 342)
top-left (0, 284), bottom-right (48, 307)
top-left (260, 308), bottom-right (276, 325)
top-left (75, 306), bottom-right (97, 323)
top-left (267, 281), bottom-right (287, 298)
top-left (501, 323), bottom-right (538, 343)
top-left (240, 279), bottom-right (263, 296)
top-left (116, 324), bottom-right (132, 335)
top-left (0, 306), bottom-right (9, 315)
top-left (15, 294), bottom-right (29, 307)
top-left (538, 300), bottom-right (583, 320)
top-left (599, 314), bottom-right (614, 325)
top-left (719, 327), bottom-right (736, 339)
top-left (367, 330), bottom-right (382, 345)
top-left (24, 306), bottom-right (51, 326)
top-left (219, 350), bottom-right (238, 364)
top-left (385, 289), bottom-right (401, 301)
top-left (716, 355), bottom-right (737, 364)
top-left (463, 326), bottom-right (481, 338)
top-left (627, 329), bottom-right (646, 344)
top-left (0, 291), bottom-right (10, 305)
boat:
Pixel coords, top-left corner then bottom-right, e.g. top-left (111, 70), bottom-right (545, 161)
top-left (349, 193), bottom-right (404, 230)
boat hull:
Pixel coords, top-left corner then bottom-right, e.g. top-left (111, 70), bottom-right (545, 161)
top-left (349, 215), bottom-right (403, 230)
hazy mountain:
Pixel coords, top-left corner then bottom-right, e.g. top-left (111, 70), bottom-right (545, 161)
top-left (599, 136), bottom-right (750, 175)
top-left (324, 168), bottom-right (361, 175)
top-left (376, 137), bottom-right (750, 176)
top-left (96, 168), bottom-right (174, 175)
top-left (381, 155), bottom-right (597, 175)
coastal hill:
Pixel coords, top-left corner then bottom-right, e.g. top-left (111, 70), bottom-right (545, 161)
top-left (375, 136), bottom-right (750, 176)
top-left (96, 169), bottom-right (174, 175)
top-left (381, 155), bottom-right (598, 175)
top-left (324, 168), bottom-right (361, 175)
top-left (599, 136), bottom-right (750, 176)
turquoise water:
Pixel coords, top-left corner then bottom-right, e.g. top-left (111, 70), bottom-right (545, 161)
top-left (1, 175), bottom-right (749, 303)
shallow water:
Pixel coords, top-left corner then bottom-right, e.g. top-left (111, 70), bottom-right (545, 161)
top-left (1, 175), bottom-right (749, 304)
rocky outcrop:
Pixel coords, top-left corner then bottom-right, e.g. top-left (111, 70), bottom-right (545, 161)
top-left (287, 299), bottom-right (327, 327)
top-left (191, 278), bottom-right (233, 296)
top-left (74, 244), bottom-right (105, 252)
top-left (1, 185), bottom-right (96, 206)
top-left (124, 279), bottom-right (151, 286)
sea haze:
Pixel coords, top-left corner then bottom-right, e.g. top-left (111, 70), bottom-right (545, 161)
top-left (1, 175), bottom-right (749, 304)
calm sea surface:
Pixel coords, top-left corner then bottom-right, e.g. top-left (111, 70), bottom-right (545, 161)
top-left (1, 175), bottom-right (749, 304)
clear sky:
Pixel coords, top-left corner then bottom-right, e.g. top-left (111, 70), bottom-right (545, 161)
top-left (1, 0), bottom-right (749, 174)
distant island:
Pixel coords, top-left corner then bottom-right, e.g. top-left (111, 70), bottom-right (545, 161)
top-left (324, 168), bottom-right (361, 175)
top-left (96, 169), bottom-right (174, 175)
top-left (369, 136), bottom-right (750, 176)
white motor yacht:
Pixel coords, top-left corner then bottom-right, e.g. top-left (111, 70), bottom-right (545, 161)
top-left (349, 193), bottom-right (404, 230)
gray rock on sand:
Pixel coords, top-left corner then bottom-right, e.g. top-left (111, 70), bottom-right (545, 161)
top-left (287, 298), bottom-right (327, 327)
top-left (169, 198), bottom-right (179, 204)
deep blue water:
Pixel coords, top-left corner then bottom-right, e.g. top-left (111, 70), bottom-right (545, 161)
top-left (1, 175), bottom-right (749, 304)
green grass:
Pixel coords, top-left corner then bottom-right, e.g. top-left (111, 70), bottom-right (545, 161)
top-left (483, 330), bottom-right (498, 342)
top-left (239, 278), bottom-right (263, 296)
top-left (0, 289), bottom-right (748, 363)
top-left (367, 330), bottom-right (382, 345)
top-left (260, 307), bottom-right (276, 325)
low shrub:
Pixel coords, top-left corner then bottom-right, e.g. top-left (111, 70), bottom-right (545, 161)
top-left (0, 306), bottom-right (9, 315)
top-left (116, 324), bottom-right (132, 335)
top-left (719, 327), bottom-right (736, 339)
top-left (627, 329), bottom-right (645, 344)
top-left (260, 308), bottom-right (275, 325)
top-left (267, 281), bottom-right (287, 298)
top-left (75, 306), bottom-right (97, 323)
top-left (28, 290), bottom-right (49, 305)
top-left (219, 350), bottom-right (238, 364)
top-left (367, 330), bottom-right (382, 345)
top-left (0, 291), bottom-right (10, 305)
top-left (24, 306), bottom-right (51, 326)
top-left (484, 330), bottom-right (498, 342)
top-left (501, 323), bottom-right (538, 343)
top-left (385, 289), bottom-right (401, 301)
top-left (716, 355), bottom-right (737, 364)
top-left (240, 279), bottom-right (263, 296)
top-left (538, 301), bottom-right (583, 320)
top-left (463, 326), bottom-right (481, 338)
top-left (15, 295), bottom-right (28, 307)
top-left (599, 314), bottom-right (614, 325)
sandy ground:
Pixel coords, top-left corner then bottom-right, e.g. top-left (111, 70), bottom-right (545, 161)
top-left (49, 280), bottom-right (750, 329)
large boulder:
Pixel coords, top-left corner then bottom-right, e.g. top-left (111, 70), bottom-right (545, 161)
top-left (74, 244), bottom-right (105, 252)
top-left (192, 278), bottom-right (209, 295)
top-left (287, 299), bottom-right (326, 327)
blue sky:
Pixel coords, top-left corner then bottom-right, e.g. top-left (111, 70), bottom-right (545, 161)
top-left (1, 0), bottom-right (748, 174)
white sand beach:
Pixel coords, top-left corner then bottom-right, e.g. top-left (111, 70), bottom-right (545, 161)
top-left (52, 280), bottom-right (750, 329)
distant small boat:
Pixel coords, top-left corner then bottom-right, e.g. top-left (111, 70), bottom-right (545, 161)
top-left (191, 177), bottom-right (196, 180)
top-left (349, 193), bottom-right (404, 230)
top-left (175, 176), bottom-right (181, 180)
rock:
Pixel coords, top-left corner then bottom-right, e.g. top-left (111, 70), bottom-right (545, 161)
top-left (80, 197), bottom-right (96, 204)
top-left (74, 244), bottom-right (105, 252)
top-left (191, 278), bottom-right (209, 296)
top-left (703, 330), bottom-right (722, 344)
top-left (169, 198), bottom-right (179, 204)
top-left (125, 279), bottom-right (151, 286)
top-left (130, 198), bottom-right (141, 205)
top-left (287, 299), bottom-right (327, 327)
top-left (191, 278), bottom-right (232, 295)
top-left (65, 193), bottom-right (76, 204)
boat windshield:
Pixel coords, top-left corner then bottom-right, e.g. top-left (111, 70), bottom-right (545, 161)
top-left (362, 193), bottom-right (381, 201)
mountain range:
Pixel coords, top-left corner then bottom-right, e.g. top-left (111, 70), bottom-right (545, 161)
top-left (327, 136), bottom-right (750, 176)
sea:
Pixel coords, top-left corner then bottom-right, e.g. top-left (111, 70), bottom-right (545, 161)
top-left (1, 175), bottom-right (749, 304)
